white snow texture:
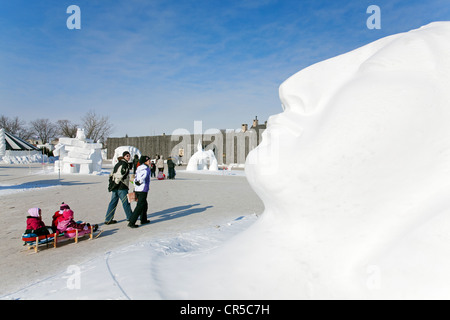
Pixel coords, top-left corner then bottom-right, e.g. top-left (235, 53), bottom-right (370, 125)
top-left (243, 21), bottom-right (450, 299)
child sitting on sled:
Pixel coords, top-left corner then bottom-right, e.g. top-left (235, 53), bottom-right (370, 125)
top-left (52, 203), bottom-right (70, 229)
top-left (57, 208), bottom-right (98, 237)
top-left (25, 208), bottom-right (55, 236)
top-left (157, 171), bottom-right (165, 180)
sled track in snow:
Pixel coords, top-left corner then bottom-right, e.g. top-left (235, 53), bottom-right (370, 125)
top-left (105, 251), bottom-right (131, 300)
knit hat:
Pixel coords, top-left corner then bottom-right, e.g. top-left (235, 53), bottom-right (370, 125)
top-left (28, 208), bottom-right (41, 217)
top-left (139, 155), bottom-right (150, 164)
top-left (123, 151), bottom-right (131, 157)
top-left (60, 203), bottom-right (70, 210)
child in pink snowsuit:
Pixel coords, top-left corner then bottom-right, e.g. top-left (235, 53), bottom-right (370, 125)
top-left (25, 208), bottom-right (54, 235)
top-left (57, 209), bottom-right (97, 237)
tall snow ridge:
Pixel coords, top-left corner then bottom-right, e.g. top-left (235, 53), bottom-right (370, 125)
top-left (176, 22), bottom-right (450, 299)
top-left (244, 21), bottom-right (450, 299)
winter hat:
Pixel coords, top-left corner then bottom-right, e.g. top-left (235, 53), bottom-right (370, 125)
top-left (28, 208), bottom-right (41, 217)
top-left (139, 155), bottom-right (150, 164)
top-left (60, 203), bottom-right (70, 211)
top-left (63, 209), bottom-right (74, 220)
top-left (123, 151), bottom-right (131, 157)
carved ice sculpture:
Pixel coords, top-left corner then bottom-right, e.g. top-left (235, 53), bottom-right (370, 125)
top-left (53, 128), bottom-right (103, 174)
top-left (186, 140), bottom-right (218, 171)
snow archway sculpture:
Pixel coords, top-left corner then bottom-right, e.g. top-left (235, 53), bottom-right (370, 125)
top-left (112, 146), bottom-right (141, 166)
top-left (186, 140), bottom-right (218, 171)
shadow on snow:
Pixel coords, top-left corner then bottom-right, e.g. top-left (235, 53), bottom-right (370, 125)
top-left (148, 203), bottom-right (213, 224)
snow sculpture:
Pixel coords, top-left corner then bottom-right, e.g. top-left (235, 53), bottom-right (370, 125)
top-left (170, 22), bottom-right (450, 299)
top-left (54, 128), bottom-right (103, 174)
top-left (186, 140), bottom-right (218, 171)
top-left (112, 146), bottom-right (141, 166)
top-left (76, 127), bottom-right (86, 141)
top-left (0, 129), bottom-right (5, 158)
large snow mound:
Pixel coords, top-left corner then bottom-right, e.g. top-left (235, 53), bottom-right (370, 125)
top-left (243, 21), bottom-right (450, 299)
top-left (172, 22), bottom-right (450, 299)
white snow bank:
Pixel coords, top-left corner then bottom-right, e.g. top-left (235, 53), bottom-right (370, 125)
top-left (243, 21), bottom-right (450, 299)
top-left (0, 151), bottom-right (48, 164)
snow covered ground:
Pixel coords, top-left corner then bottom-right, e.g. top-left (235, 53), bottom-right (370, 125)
top-left (0, 164), bottom-right (264, 300)
top-left (0, 165), bottom-right (60, 197)
top-left (2, 22), bottom-right (450, 300)
top-left (3, 214), bottom-right (257, 300)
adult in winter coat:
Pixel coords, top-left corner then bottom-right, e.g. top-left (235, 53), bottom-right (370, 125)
top-left (167, 156), bottom-right (176, 179)
top-left (132, 154), bottom-right (139, 174)
top-left (25, 208), bottom-right (54, 235)
top-left (150, 161), bottom-right (156, 177)
top-left (128, 155), bottom-right (151, 228)
top-left (105, 151), bottom-right (133, 224)
top-left (156, 156), bottom-right (164, 173)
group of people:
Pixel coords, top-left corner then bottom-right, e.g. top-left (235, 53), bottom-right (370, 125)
top-left (25, 151), bottom-right (174, 236)
top-left (25, 204), bottom-right (98, 237)
top-left (106, 151), bottom-right (153, 228)
top-left (132, 154), bottom-right (176, 179)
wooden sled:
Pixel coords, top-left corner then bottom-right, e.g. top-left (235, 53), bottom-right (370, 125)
top-left (22, 232), bottom-right (62, 253)
top-left (22, 227), bottom-right (103, 253)
top-left (63, 226), bottom-right (103, 243)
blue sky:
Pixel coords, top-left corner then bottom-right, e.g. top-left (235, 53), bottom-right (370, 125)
top-left (1, 0), bottom-right (449, 137)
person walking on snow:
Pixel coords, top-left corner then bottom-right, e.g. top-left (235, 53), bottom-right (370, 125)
top-left (150, 160), bottom-right (156, 177)
top-left (167, 156), bottom-right (176, 179)
top-left (156, 155), bottom-right (164, 173)
top-left (132, 154), bottom-right (139, 174)
top-left (128, 155), bottom-right (151, 228)
top-left (105, 151), bottom-right (133, 224)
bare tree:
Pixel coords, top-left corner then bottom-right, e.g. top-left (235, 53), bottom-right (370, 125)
top-left (0, 115), bottom-right (32, 140)
top-left (56, 119), bottom-right (78, 138)
top-left (81, 110), bottom-right (113, 143)
top-left (29, 118), bottom-right (57, 144)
